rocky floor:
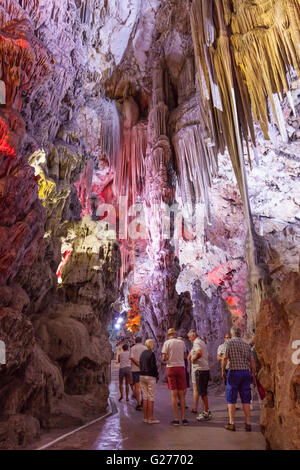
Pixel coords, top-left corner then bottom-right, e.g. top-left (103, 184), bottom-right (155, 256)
top-left (27, 362), bottom-right (266, 451)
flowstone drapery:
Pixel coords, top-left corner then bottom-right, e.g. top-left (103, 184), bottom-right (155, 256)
top-left (140, 63), bottom-right (193, 359)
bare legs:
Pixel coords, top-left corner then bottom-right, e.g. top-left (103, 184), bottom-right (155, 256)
top-left (178, 390), bottom-right (186, 420)
top-left (119, 378), bottom-right (123, 400)
top-left (125, 377), bottom-right (129, 400)
top-left (228, 403), bottom-right (250, 425)
top-left (119, 377), bottom-right (129, 401)
top-left (171, 390), bottom-right (179, 420)
top-left (243, 403), bottom-right (251, 425)
top-left (143, 399), bottom-right (149, 420)
top-left (171, 390), bottom-right (186, 421)
top-left (193, 384), bottom-right (199, 412)
top-left (134, 382), bottom-right (141, 406)
top-left (228, 404), bottom-right (235, 424)
top-left (201, 395), bottom-right (209, 413)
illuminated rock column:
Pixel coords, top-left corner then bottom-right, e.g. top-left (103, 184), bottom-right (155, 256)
top-left (141, 63), bottom-right (191, 356)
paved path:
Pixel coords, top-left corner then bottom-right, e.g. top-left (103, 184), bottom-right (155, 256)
top-left (33, 362), bottom-right (266, 450)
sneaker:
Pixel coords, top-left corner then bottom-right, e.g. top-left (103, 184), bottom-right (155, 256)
top-left (182, 419), bottom-right (189, 426)
top-left (191, 409), bottom-right (197, 414)
top-left (225, 423), bottom-right (236, 432)
top-left (171, 420), bottom-right (180, 426)
top-left (196, 411), bottom-right (211, 421)
top-left (143, 419), bottom-right (149, 423)
top-left (245, 424), bottom-right (252, 432)
top-left (135, 405), bottom-right (142, 411)
top-left (148, 419), bottom-right (160, 424)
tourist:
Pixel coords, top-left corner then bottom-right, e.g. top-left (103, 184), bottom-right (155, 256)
top-left (218, 332), bottom-right (243, 409)
top-left (218, 333), bottom-right (231, 387)
top-left (217, 333), bottom-right (231, 373)
top-left (222, 325), bottom-right (256, 432)
top-left (245, 331), bottom-right (263, 408)
top-left (130, 337), bottom-right (147, 411)
top-left (139, 339), bottom-right (160, 424)
top-left (187, 330), bottom-right (212, 421)
top-left (162, 328), bottom-right (189, 426)
top-left (177, 337), bottom-right (190, 409)
top-left (118, 343), bottom-right (131, 402)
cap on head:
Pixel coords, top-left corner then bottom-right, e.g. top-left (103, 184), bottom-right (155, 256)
top-left (167, 328), bottom-right (177, 338)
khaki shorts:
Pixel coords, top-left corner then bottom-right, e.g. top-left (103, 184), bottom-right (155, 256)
top-left (140, 375), bottom-right (156, 402)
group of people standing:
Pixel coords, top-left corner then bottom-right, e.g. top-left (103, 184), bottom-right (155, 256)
top-left (117, 325), bottom-right (258, 431)
top-left (118, 337), bottom-right (159, 424)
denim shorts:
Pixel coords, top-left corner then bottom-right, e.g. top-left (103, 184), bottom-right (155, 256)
top-left (226, 370), bottom-right (252, 404)
top-left (132, 371), bottom-right (141, 384)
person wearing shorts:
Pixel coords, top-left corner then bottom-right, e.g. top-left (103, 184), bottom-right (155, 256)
top-left (118, 344), bottom-right (131, 401)
top-left (130, 337), bottom-right (146, 411)
top-left (188, 330), bottom-right (212, 422)
top-left (222, 326), bottom-right (256, 432)
top-left (162, 328), bottom-right (189, 426)
top-left (139, 339), bottom-right (159, 424)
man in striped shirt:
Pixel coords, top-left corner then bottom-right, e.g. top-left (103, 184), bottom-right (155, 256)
top-left (222, 326), bottom-right (256, 432)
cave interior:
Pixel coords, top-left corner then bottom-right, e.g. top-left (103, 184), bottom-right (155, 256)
top-left (0, 0), bottom-right (300, 450)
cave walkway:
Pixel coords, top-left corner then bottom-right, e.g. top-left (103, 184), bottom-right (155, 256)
top-left (34, 362), bottom-right (266, 450)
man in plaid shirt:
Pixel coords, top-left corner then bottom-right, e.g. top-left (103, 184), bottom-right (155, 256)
top-left (222, 326), bottom-right (256, 432)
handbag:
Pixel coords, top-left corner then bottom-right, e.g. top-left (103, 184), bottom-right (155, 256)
top-left (255, 377), bottom-right (266, 400)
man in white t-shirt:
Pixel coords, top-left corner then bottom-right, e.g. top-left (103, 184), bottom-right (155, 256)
top-left (162, 328), bottom-right (189, 426)
top-left (188, 330), bottom-right (212, 422)
top-left (130, 337), bottom-right (147, 411)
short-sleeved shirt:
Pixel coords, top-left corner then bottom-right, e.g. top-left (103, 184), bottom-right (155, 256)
top-left (119, 351), bottom-right (131, 369)
top-left (191, 337), bottom-right (209, 371)
top-left (218, 342), bottom-right (230, 369)
top-left (162, 338), bottom-right (185, 368)
top-left (130, 343), bottom-right (147, 372)
top-left (224, 338), bottom-right (251, 370)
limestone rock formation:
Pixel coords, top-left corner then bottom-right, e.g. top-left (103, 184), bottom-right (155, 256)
top-left (256, 269), bottom-right (300, 450)
top-left (0, 1), bottom-right (122, 448)
top-left (191, 280), bottom-right (232, 381)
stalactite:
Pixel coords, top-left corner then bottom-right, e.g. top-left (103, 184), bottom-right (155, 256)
top-left (100, 98), bottom-right (121, 166)
top-left (173, 124), bottom-right (217, 215)
top-left (190, 0), bottom-right (299, 326)
top-left (114, 120), bottom-right (147, 204)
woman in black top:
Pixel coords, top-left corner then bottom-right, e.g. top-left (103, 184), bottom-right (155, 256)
top-left (139, 339), bottom-right (159, 424)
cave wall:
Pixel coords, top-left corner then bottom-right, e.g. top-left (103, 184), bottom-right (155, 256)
top-left (0, 0), bottom-right (122, 448)
top-left (256, 267), bottom-right (300, 450)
